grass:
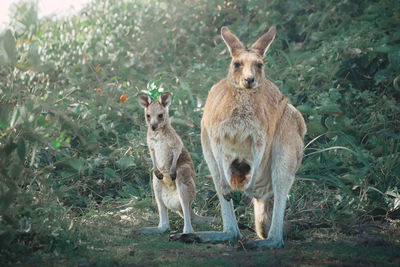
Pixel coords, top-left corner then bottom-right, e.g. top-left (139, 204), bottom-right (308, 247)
top-left (19, 200), bottom-right (399, 266)
top-left (0, 0), bottom-right (399, 265)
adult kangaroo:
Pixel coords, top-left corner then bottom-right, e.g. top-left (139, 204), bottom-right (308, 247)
top-left (172, 26), bottom-right (306, 249)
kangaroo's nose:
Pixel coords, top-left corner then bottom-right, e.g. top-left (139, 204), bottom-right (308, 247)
top-left (244, 77), bottom-right (254, 88)
top-left (245, 77), bottom-right (254, 83)
top-left (151, 124), bottom-right (157, 131)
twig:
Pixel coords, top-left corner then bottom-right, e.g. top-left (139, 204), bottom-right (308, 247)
top-left (53, 88), bottom-right (77, 104)
top-left (238, 240), bottom-right (247, 253)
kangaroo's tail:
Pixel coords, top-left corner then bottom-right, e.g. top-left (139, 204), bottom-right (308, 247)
top-left (190, 210), bottom-right (221, 225)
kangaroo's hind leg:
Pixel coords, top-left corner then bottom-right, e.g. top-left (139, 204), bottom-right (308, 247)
top-left (134, 173), bottom-right (169, 234)
top-left (244, 150), bottom-right (295, 249)
top-left (170, 129), bottom-right (241, 243)
top-left (245, 136), bottom-right (303, 248)
top-left (176, 164), bottom-right (195, 234)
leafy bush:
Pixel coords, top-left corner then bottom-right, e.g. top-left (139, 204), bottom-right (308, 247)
top-left (0, 0), bottom-right (399, 262)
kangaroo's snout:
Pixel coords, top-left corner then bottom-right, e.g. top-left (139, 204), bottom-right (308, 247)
top-left (244, 76), bottom-right (255, 88)
top-left (151, 124), bottom-right (158, 131)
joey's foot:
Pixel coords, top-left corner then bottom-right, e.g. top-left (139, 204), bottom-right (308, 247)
top-left (169, 233), bottom-right (202, 243)
top-left (154, 169), bottom-right (163, 180)
top-left (241, 191), bottom-right (253, 205)
top-left (241, 239), bottom-right (284, 251)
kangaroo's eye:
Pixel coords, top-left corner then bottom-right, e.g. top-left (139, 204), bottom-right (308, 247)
top-left (146, 114), bottom-right (150, 119)
top-left (234, 62), bottom-right (241, 68)
top-left (257, 63), bottom-right (263, 69)
top-left (158, 114), bottom-right (163, 119)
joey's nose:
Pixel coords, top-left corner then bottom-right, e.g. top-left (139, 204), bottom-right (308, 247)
top-left (151, 124), bottom-right (157, 131)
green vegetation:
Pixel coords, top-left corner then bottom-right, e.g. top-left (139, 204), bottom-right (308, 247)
top-left (0, 0), bottom-right (399, 265)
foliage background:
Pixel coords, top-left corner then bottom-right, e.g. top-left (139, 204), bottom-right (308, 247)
top-left (0, 0), bottom-right (399, 264)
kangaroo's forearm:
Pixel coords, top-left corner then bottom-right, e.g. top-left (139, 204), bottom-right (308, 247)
top-left (170, 144), bottom-right (182, 177)
top-left (172, 144), bottom-right (182, 168)
top-left (150, 148), bottom-right (158, 169)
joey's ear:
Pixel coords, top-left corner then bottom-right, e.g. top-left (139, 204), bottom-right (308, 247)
top-left (159, 92), bottom-right (171, 108)
top-left (221, 26), bottom-right (245, 57)
top-left (137, 93), bottom-right (151, 108)
top-left (250, 26), bottom-right (276, 57)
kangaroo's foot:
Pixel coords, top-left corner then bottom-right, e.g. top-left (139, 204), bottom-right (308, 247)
top-left (133, 226), bottom-right (168, 235)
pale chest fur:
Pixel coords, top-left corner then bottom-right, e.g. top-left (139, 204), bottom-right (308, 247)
top-left (147, 132), bottom-right (174, 174)
top-left (211, 92), bottom-right (267, 161)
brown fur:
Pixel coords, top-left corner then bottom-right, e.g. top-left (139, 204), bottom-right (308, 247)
top-left (136, 92), bottom-right (197, 234)
top-left (197, 26), bottom-right (306, 248)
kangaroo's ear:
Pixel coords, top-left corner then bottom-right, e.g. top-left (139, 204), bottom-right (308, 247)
top-left (159, 92), bottom-right (171, 108)
top-left (250, 26), bottom-right (276, 57)
top-left (137, 93), bottom-right (151, 108)
top-left (221, 26), bottom-right (245, 57)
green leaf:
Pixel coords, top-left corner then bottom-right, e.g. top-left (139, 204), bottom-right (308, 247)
top-left (388, 50), bottom-right (400, 70)
top-left (0, 121), bottom-right (6, 130)
top-left (374, 68), bottom-right (391, 84)
top-left (53, 140), bottom-right (61, 148)
top-left (57, 158), bottom-right (84, 172)
top-left (394, 76), bottom-right (400, 92)
top-left (86, 210), bottom-right (95, 216)
top-left (297, 104), bottom-right (316, 115)
top-left (374, 45), bottom-right (397, 53)
top-left (104, 167), bottom-right (121, 182)
top-left (28, 43), bottom-right (40, 67)
top-left (17, 139), bottom-right (25, 161)
top-left (4, 142), bottom-right (17, 155)
top-left (116, 155), bottom-right (136, 170)
top-left (3, 30), bottom-right (16, 64)
top-left (307, 120), bottom-right (326, 135)
top-left (317, 104), bottom-right (341, 114)
top-left (121, 184), bottom-right (140, 197)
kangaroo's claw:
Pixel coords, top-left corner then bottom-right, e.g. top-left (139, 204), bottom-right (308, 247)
top-left (154, 169), bottom-right (163, 180)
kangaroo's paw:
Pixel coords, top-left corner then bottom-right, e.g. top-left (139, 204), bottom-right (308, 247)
top-left (169, 233), bottom-right (202, 243)
top-left (241, 239), bottom-right (284, 250)
top-left (170, 170), bottom-right (177, 180)
top-left (222, 185), bottom-right (233, 201)
top-left (154, 169), bottom-right (164, 180)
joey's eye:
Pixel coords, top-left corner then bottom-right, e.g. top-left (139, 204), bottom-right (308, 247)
top-left (158, 114), bottom-right (163, 119)
top-left (257, 63), bottom-right (263, 69)
top-left (146, 114), bottom-right (150, 119)
top-left (234, 62), bottom-right (241, 68)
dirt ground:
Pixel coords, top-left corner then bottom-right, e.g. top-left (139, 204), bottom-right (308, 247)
top-left (34, 201), bottom-right (400, 266)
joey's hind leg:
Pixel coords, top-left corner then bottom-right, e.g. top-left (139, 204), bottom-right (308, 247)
top-left (176, 165), bottom-right (195, 234)
top-left (135, 175), bottom-right (169, 234)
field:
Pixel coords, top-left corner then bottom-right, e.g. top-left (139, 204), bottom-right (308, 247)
top-left (1, 0), bottom-right (399, 265)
